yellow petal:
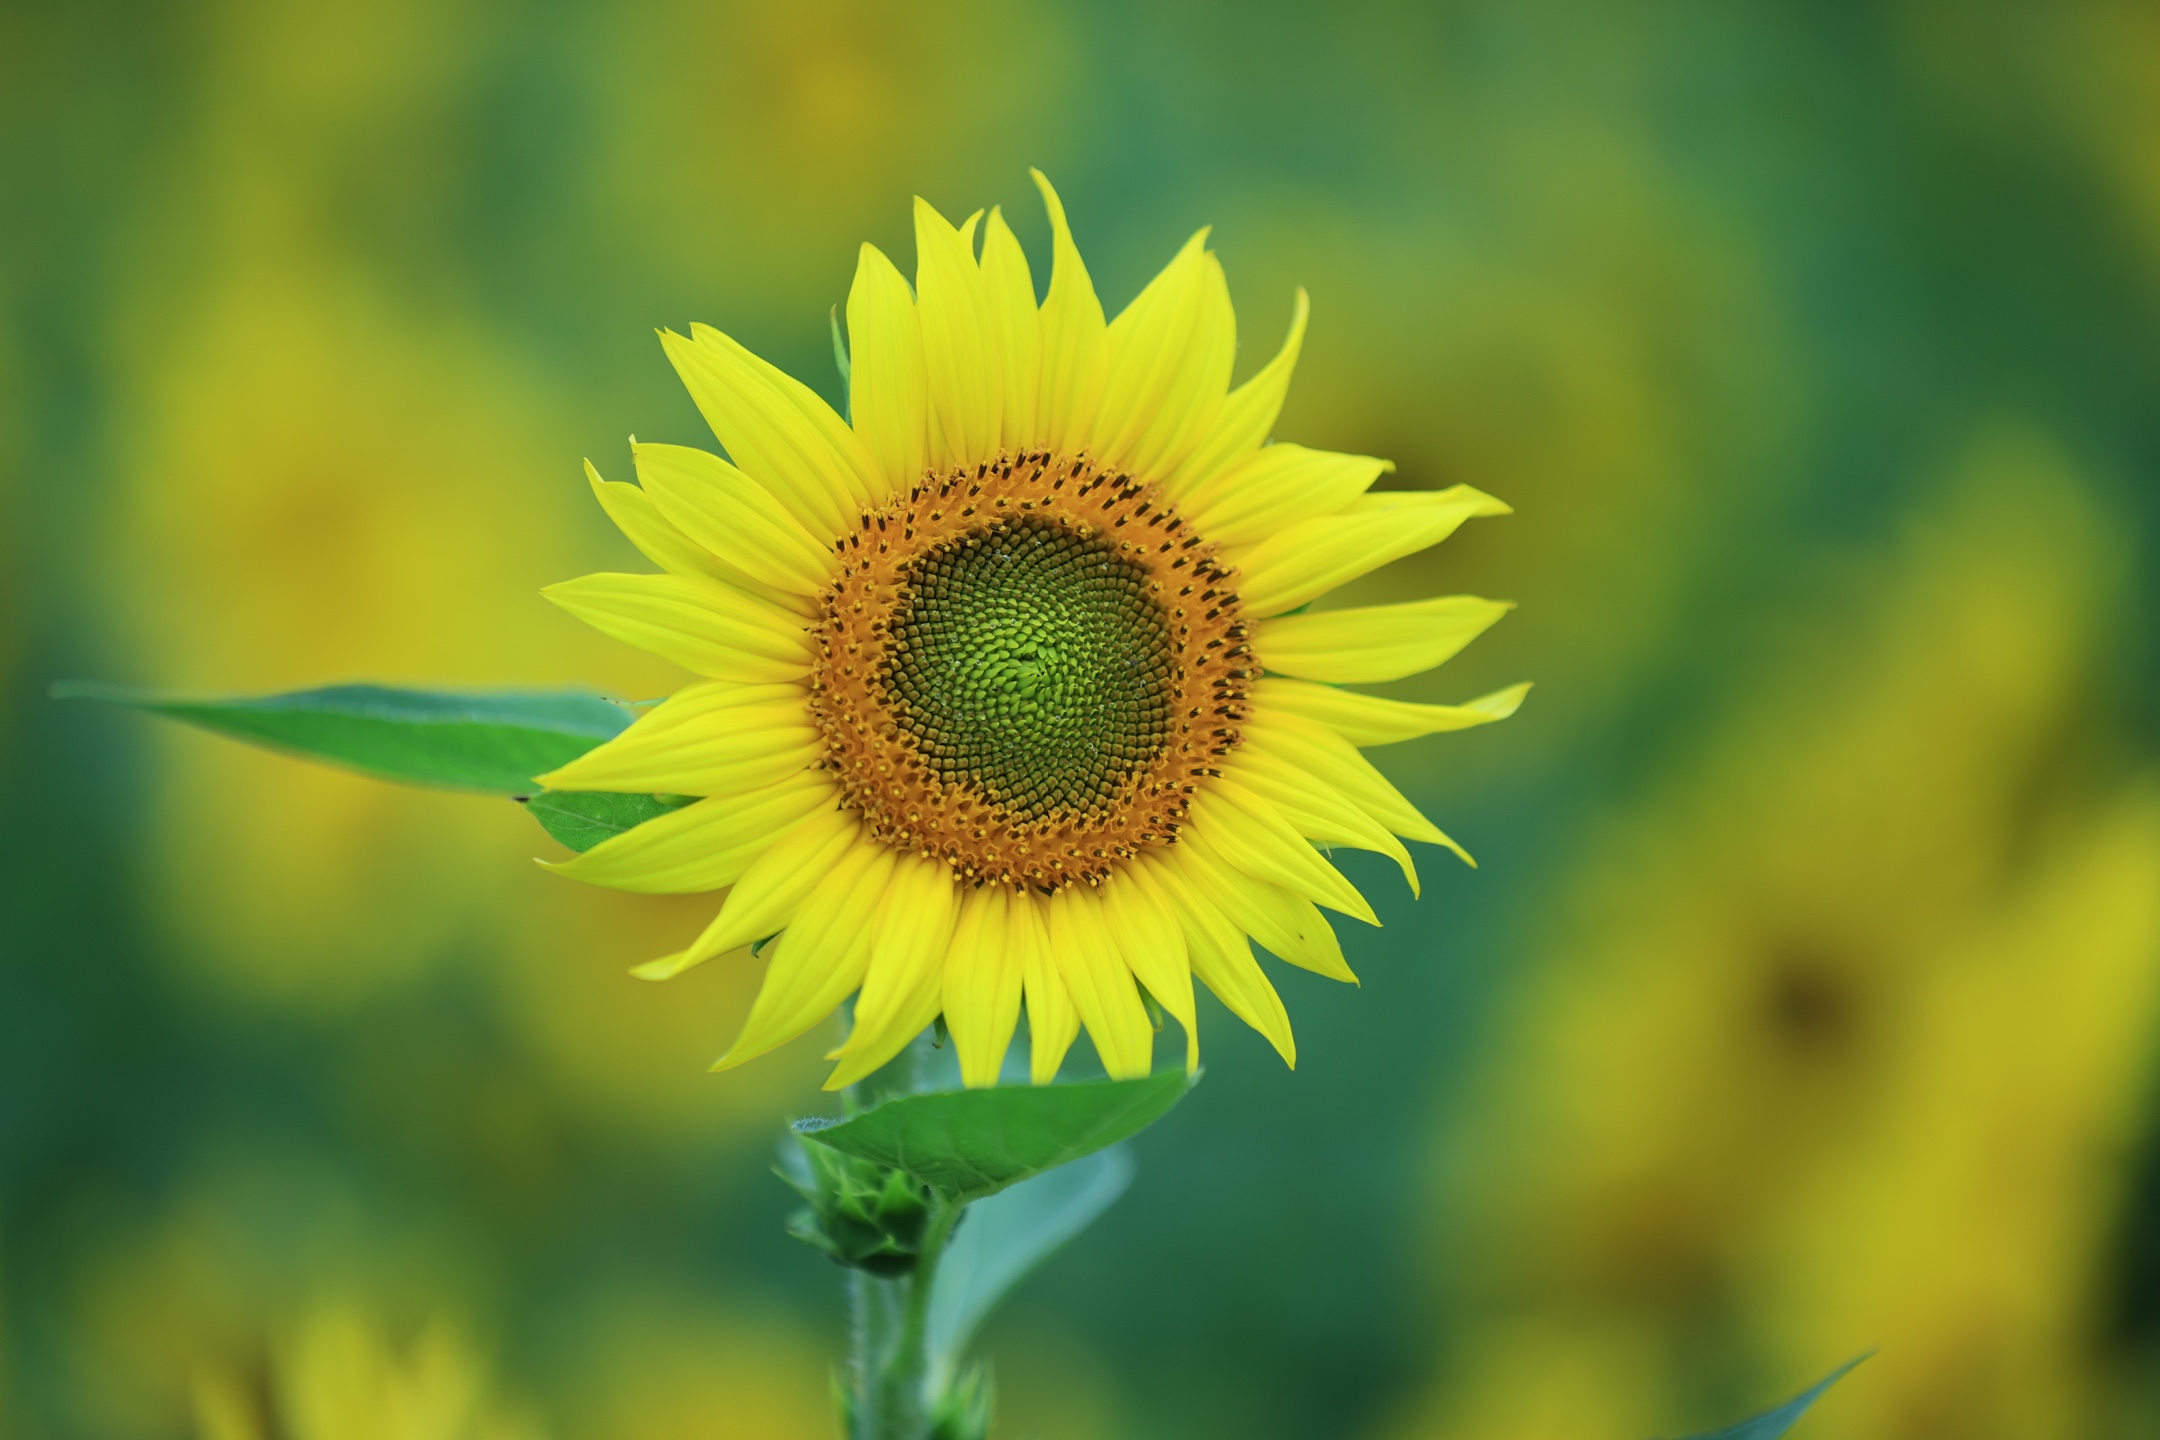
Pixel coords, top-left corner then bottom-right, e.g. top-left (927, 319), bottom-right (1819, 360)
top-left (1187, 778), bottom-right (1377, 924)
top-left (661, 325), bottom-right (872, 539)
top-left (1101, 866), bottom-right (1199, 1073)
top-left (585, 459), bottom-right (725, 581)
top-left (1253, 677), bottom-right (1532, 746)
top-left (535, 681), bottom-right (815, 794)
top-left (1161, 289), bottom-right (1309, 501)
top-left (846, 242), bottom-right (928, 496)
top-left (1031, 169), bottom-right (1108, 457)
top-left (685, 323), bottom-right (885, 512)
top-left (1176, 828), bottom-right (1356, 982)
top-left (1245, 884), bottom-right (1356, 983)
top-left (1140, 850), bottom-right (1295, 1067)
top-left (633, 806), bottom-right (863, 981)
top-left (1046, 886), bottom-right (1155, 1080)
top-left (543, 572), bottom-right (812, 682)
top-left (1016, 888), bottom-right (1078, 1083)
top-left (824, 854), bottom-right (960, 1089)
top-left (1091, 232), bottom-right (1233, 480)
top-left (943, 885), bottom-right (1024, 1087)
top-left (712, 837), bottom-right (897, 1069)
top-left (915, 198), bottom-right (1001, 469)
top-left (1256, 595), bottom-right (1513, 686)
top-left (587, 460), bottom-right (812, 615)
top-left (1231, 486), bottom-right (1512, 617)
top-left (1226, 745), bottom-right (1418, 896)
top-left (981, 207), bottom-right (1042, 451)
top-left (1179, 444), bottom-right (1390, 549)
top-left (541, 770), bottom-right (837, 894)
top-left (1242, 712), bottom-right (1475, 866)
top-left (632, 441), bottom-right (833, 597)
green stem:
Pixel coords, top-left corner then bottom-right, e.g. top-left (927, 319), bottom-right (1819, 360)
top-left (848, 1201), bottom-right (960, 1439)
top-left (844, 1028), bottom-right (964, 1439)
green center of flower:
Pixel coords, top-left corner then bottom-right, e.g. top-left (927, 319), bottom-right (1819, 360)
top-left (885, 518), bottom-right (1174, 824)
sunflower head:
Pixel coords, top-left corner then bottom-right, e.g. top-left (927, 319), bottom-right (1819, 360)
top-left (813, 450), bottom-right (1248, 891)
top-left (539, 172), bottom-right (1526, 1091)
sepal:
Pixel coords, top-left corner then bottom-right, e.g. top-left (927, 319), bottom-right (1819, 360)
top-left (926, 1363), bottom-right (993, 1440)
top-left (776, 1135), bottom-right (935, 1275)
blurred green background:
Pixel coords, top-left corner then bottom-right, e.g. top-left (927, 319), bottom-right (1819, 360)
top-left (7, 1), bottom-right (2160, 1436)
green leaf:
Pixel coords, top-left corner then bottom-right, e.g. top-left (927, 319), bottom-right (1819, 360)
top-left (795, 1070), bottom-right (1195, 1204)
top-left (520, 791), bottom-right (694, 852)
top-left (1669, 1355), bottom-right (1869, 1440)
top-left (926, 1146), bottom-right (1132, 1378)
top-left (52, 681), bottom-right (629, 794)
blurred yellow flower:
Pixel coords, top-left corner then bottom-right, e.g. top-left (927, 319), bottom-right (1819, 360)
top-left (1401, 425), bottom-right (2160, 1440)
top-left (192, 1307), bottom-right (543, 1440)
top-left (543, 172), bottom-right (1528, 1089)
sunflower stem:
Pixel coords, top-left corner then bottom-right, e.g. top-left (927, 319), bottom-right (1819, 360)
top-left (847, 1200), bottom-right (960, 1440)
top-left (838, 1031), bottom-right (967, 1433)
top-left (843, 1028), bottom-right (969, 1439)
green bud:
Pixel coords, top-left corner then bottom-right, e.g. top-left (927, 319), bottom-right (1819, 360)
top-left (776, 1135), bottom-right (933, 1275)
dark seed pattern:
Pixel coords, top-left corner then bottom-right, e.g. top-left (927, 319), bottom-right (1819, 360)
top-left (886, 517), bottom-right (1172, 826)
top-left (807, 450), bottom-right (1252, 890)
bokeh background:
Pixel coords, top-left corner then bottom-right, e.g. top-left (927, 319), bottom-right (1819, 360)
top-left (7, 1), bottom-right (2160, 1436)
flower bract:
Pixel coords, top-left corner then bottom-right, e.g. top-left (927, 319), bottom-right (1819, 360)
top-left (542, 172), bottom-right (1526, 1089)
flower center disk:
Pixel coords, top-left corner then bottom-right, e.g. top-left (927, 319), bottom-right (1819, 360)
top-left (808, 451), bottom-right (1252, 889)
top-left (889, 517), bottom-right (1172, 824)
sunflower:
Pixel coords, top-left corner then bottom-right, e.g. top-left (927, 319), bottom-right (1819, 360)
top-left (540, 172), bottom-right (1526, 1090)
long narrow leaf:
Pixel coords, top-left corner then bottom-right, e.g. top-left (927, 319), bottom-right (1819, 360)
top-left (1669, 1355), bottom-right (1869, 1440)
top-left (53, 680), bottom-right (630, 794)
top-left (519, 791), bottom-right (696, 851)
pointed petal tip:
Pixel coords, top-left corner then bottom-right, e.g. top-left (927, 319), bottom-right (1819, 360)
top-left (1030, 168), bottom-right (1069, 222)
top-left (822, 1052), bottom-right (879, 1091)
top-left (1434, 835), bottom-right (1479, 868)
top-left (709, 1043), bottom-right (753, 1071)
top-left (1342, 888), bottom-right (1381, 926)
top-left (630, 954), bottom-right (690, 982)
top-left (912, 194), bottom-right (959, 234)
